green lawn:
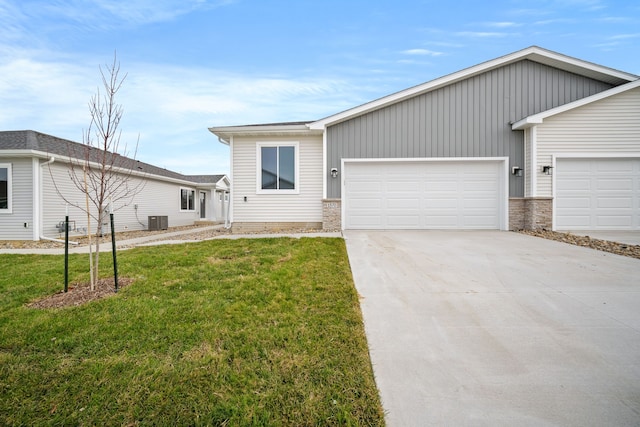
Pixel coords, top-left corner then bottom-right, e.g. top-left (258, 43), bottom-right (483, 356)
top-left (0, 238), bottom-right (384, 426)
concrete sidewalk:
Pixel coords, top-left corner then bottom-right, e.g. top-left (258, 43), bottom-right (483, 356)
top-left (0, 226), bottom-right (342, 255)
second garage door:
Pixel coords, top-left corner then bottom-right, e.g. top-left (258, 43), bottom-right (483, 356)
top-left (343, 160), bottom-right (505, 230)
top-left (556, 158), bottom-right (640, 230)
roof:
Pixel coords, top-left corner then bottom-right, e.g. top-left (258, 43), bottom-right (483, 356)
top-left (0, 130), bottom-right (225, 186)
top-left (512, 78), bottom-right (640, 130)
top-left (209, 122), bottom-right (319, 144)
top-left (308, 46), bottom-right (639, 130)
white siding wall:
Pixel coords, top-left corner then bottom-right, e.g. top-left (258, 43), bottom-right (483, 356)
top-left (524, 128), bottom-right (532, 197)
top-left (0, 157), bottom-right (34, 240)
top-left (232, 135), bottom-right (323, 223)
top-left (42, 162), bottom-right (200, 238)
top-left (536, 87), bottom-right (640, 197)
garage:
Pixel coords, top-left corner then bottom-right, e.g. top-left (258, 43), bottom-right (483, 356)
top-left (343, 160), bottom-right (506, 230)
top-left (555, 158), bottom-right (640, 230)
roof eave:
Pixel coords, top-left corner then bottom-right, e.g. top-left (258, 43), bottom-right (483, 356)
top-left (209, 123), bottom-right (322, 143)
top-left (309, 46), bottom-right (638, 130)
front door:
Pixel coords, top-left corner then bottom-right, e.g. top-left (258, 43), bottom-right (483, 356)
top-left (199, 192), bottom-right (206, 219)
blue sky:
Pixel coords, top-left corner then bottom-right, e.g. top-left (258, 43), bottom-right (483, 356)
top-left (1, 0), bottom-right (639, 175)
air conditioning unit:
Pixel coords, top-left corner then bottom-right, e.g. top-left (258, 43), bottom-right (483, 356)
top-left (148, 216), bottom-right (168, 231)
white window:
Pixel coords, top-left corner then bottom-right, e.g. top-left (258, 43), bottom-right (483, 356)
top-left (0, 164), bottom-right (10, 213)
top-left (180, 188), bottom-right (195, 211)
top-left (256, 142), bottom-right (299, 194)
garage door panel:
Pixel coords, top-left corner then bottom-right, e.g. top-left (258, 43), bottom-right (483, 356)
top-left (464, 198), bottom-right (498, 209)
top-left (344, 161), bottom-right (503, 230)
top-left (387, 197), bottom-right (420, 209)
top-left (348, 198), bottom-right (382, 209)
top-left (556, 158), bottom-right (640, 230)
top-left (597, 198), bottom-right (632, 209)
top-left (557, 197), bottom-right (590, 208)
top-left (597, 179), bottom-right (633, 191)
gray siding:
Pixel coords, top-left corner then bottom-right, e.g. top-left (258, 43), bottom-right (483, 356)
top-left (0, 157), bottom-right (34, 240)
top-left (327, 60), bottom-right (615, 198)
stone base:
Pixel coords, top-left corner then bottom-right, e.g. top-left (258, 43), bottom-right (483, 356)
top-left (322, 199), bottom-right (342, 231)
top-left (509, 197), bottom-right (553, 230)
top-left (231, 222), bottom-right (323, 234)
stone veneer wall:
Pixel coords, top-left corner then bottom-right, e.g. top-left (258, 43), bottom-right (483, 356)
top-left (509, 198), bottom-right (553, 230)
top-left (322, 199), bottom-right (342, 231)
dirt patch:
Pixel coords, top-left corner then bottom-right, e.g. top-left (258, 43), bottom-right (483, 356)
top-left (27, 277), bottom-right (133, 309)
top-left (517, 229), bottom-right (640, 260)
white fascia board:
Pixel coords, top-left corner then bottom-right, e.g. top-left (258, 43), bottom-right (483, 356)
top-left (209, 124), bottom-right (320, 143)
top-left (512, 79), bottom-right (640, 130)
top-left (310, 46), bottom-right (638, 130)
top-left (0, 149), bottom-right (51, 159)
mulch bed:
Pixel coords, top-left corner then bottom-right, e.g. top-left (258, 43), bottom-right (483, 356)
top-left (28, 277), bottom-right (133, 309)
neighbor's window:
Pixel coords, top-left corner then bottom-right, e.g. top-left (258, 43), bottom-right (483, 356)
top-left (0, 164), bottom-right (10, 212)
top-left (257, 143), bottom-right (298, 192)
top-left (180, 188), bottom-right (195, 211)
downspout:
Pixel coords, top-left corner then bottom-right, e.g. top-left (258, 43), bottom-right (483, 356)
top-left (224, 191), bottom-right (231, 229)
top-left (39, 156), bottom-right (78, 245)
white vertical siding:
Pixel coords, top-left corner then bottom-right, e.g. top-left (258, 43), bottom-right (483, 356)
top-left (232, 135), bottom-right (323, 223)
top-left (42, 162), bottom-right (201, 238)
top-left (524, 128), bottom-right (532, 197)
top-left (536, 87), bottom-right (640, 197)
top-left (0, 157), bottom-right (34, 240)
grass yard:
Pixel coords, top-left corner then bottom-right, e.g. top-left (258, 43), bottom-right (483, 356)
top-left (0, 238), bottom-right (384, 426)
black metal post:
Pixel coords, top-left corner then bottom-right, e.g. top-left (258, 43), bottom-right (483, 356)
top-left (64, 215), bottom-right (69, 293)
top-left (110, 212), bottom-right (119, 292)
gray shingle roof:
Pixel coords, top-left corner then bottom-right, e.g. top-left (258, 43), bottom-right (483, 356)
top-left (0, 130), bottom-right (224, 185)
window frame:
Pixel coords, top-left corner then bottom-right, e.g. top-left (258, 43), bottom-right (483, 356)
top-left (0, 163), bottom-right (11, 214)
top-left (256, 142), bottom-right (299, 194)
top-left (180, 188), bottom-right (196, 211)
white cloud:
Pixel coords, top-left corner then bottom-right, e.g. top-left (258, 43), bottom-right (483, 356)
top-left (609, 33), bottom-right (640, 40)
top-left (483, 21), bottom-right (521, 28)
top-left (0, 51), bottom-right (361, 174)
top-left (401, 49), bottom-right (444, 56)
top-left (455, 31), bottom-right (511, 38)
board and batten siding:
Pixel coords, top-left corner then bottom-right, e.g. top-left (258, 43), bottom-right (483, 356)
top-left (535, 86), bottom-right (640, 197)
top-left (327, 59), bottom-right (614, 199)
top-left (0, 157), bottom-right (34, 240)
top-left (41, 162), bottom-right (200, 237)
top-left (231, 135), bottom-right (323, 223)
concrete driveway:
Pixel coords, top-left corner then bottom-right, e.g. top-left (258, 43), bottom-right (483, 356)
top-left (344, 230), bottom-right (640, 426)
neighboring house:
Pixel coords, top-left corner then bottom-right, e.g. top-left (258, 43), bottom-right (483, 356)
top-left (210, 46), bottom-right (640, 232)
top-left (0, 130), bottom-right (230, 241)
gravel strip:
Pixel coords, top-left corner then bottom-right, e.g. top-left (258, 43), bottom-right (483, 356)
top-left (517, 229), bottom-right (640, 260)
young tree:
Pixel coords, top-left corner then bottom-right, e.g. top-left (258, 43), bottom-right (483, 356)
top-left (53, 54), bottom-right (145, 289)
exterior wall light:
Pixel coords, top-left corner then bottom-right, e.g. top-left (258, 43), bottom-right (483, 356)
top-left (330, 168), bottom-right (338, 178)
top-left (511, 166), bottom-right (523, 177)
top-left (542, 165), bottom-right (554, 175)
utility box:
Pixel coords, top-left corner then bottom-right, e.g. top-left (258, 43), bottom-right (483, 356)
top-left (148, 216), bottom-right (168, 231)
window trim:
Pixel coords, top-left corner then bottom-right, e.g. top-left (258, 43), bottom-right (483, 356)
top-left (256, 142), bottom-right (300, 194)
top-left (0, 163), bottom-right (11, 214)
top-left (180, 187), bottom-right (196, 211)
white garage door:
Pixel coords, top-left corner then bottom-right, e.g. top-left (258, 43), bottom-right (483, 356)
top-left (556, 158), bottom-right (640, 230)
top-left (344, 160), bottom-right (504, 230)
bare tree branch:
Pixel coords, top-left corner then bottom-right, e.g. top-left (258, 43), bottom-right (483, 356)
top-left (48, 52), bottom-right (146, 286)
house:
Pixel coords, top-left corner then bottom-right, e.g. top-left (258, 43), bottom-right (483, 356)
top-left (209, 46), bottom-right (640, 232)
top-left (0, 130), bottom-right (230, 241)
